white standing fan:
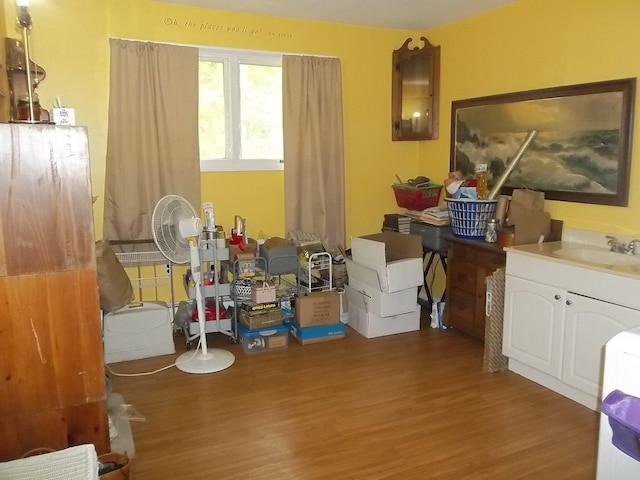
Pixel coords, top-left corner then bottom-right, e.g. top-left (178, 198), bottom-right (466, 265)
top-left (152, 194), bottom-right (235, 374)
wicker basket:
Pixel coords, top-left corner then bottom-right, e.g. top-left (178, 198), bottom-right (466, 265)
top-left (231, 278), bottom-right (253, 300)
top-left (239, 308), bottom-right (284, 330)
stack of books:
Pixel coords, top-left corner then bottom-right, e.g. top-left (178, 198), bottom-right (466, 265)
top-left (405, 205), bottom-right (450, 226)
top-left (383, 213), bottom-right (411, 233)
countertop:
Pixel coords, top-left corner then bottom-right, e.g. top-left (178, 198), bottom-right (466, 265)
top-left (505, 240), bottom-right (640, 280)
top-left (444, 234), bottom-right (506, 255)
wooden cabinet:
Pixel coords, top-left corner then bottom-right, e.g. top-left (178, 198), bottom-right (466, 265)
top-left (504, 265), bottom-right (640, 410)
top-left (443, 236), bottom-right (505, 341)
top-left (0, 124), bottom-right (109, 460)
top-left (392, 37), bottom-right (440, 141)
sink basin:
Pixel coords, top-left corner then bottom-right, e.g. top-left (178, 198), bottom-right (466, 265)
top-left (552, 248), bottom-right (640, 266)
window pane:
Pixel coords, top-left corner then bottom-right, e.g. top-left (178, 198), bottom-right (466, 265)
top-left (199, 61), bottom-right (225, 160)
top-left (239, 64), bottom-right (283, 160)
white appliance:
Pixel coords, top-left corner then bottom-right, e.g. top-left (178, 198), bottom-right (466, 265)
top-left (597, 326), bottom-right (640, 479)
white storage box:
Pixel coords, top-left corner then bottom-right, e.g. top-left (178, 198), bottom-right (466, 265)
top-left (103, 302), bottom-right (175, 364)
top-left (346, 259), bottom-right (418, 317)
top-left (347, 289), bottom-right (420, 338)
top-left (350, 232), bottom-right (423, 293)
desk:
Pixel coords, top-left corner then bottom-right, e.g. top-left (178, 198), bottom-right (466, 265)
top-left (409, 222), bottom-right (451, 308)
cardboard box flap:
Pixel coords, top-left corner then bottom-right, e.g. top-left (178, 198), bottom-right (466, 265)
top-left (345, 258), bottom-right (382, 291)
top-left (356, 232), bottom-right (423, 263)
top-left (351, 232), bottom-right (424, 293)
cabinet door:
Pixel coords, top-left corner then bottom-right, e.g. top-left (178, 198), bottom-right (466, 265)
top-left (503, 275), bottom-right (565, 377)
top-left (563, 293), bottom-right (640, 397)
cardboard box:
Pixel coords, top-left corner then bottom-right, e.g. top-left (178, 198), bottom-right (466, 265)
top-left (289, 321), bottom-right (346, 345)
top-left (347, 300), bottom-right (420, 339)
top-left (238, 323), bottom-right (289, 353)
top-left (295, 290), bottom-right (340, 327)
top-left (239, 308), bottom-right (284, 330)
top-left (229, 238), bottom-right (258, 263)
top-left (350, 232), bottom-right (423, 293)
top-left (103, 302), bottom-right (175, 363)
top-left (345, 259), bottom-right (418, 317)
top-left (236, 253), bottom-right (256, 277)
top-left (345, 281), bottom-right (417, 318)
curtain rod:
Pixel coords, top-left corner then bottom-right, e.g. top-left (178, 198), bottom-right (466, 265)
top-left (110, 37), bottom-right (338, 58)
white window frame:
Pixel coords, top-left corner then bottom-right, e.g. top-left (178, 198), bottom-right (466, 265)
top-left (199, 47), bottom-right (283, 172)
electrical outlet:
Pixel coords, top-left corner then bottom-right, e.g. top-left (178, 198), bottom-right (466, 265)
top-left (165, 264), bottom-right (171, 276)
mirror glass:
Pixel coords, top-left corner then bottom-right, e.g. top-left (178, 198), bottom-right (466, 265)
top-left (392, 37), bottom-right (440, 141)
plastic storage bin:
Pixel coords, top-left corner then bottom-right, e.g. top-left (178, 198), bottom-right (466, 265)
top-left (601, 389), bottom-right (640, 461)
top-left (445, 198), bottom-right (498, 240)
top-left (409, 221), bottom-right (452, 251)
top-left (392, 183), bottom-right (442, 210)
top-left (237, 323), bottom-right (289, 353)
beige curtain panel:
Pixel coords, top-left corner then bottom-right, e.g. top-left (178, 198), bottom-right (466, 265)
top-left (103, 39), bottom-right (201, 243)
top-left (283, 55), bottom-right (346, 251)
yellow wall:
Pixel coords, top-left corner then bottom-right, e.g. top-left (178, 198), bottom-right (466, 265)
top-left (3, 0), bottom-right (640, 247)
top-left (420, 0), bottom-right (640, 236)
top-left (2, 0), bottom-right (420, 243)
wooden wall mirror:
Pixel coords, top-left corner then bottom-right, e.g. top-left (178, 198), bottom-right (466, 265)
top-left (392, 37), bottom-right (440, 141)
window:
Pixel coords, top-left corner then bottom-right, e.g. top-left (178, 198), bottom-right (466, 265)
top-left (199, 48), bottom-right (283, 172)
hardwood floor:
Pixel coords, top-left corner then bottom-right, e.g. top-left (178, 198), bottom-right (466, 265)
top-left (107, 313), bottom-right (598, 479)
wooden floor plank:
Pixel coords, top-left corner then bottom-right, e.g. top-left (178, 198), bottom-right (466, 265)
top-left (108, 315), bottom-right (598, 479)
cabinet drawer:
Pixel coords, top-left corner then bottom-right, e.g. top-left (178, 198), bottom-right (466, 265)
top-left (446, 288), bottom-right (475, 322)
top-left (448, 260), bottom-right (476, 293)
top-left (451, 242), bottom-right (505, 270)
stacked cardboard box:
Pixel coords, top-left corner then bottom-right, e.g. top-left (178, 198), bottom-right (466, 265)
top-left (291, 290), bottom-right (345, 344)
top-left (237, 299), bottom-right (289, 353)
top-left (345, 232), bottom-right (423, 338)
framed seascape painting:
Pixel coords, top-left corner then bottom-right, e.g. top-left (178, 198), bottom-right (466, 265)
top-left (450, 78), bottom-right (636, 206)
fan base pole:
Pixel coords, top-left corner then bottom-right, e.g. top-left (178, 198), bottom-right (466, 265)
top-left (176, 349), bottom-right (235, 374)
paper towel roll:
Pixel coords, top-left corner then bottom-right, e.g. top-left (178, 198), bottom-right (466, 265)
top-left (495, 195), bottom-right (510, 226)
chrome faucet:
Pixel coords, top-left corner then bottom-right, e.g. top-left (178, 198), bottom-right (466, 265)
top-left (606, 235), bottom-right (627, 253)
top-left (606, 236), bottom-right (640, 255)
top-left (625, 239), bottom-right (640, 255)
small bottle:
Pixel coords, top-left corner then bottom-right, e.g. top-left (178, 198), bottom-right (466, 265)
top-left (475, 163), bottom-right (489, 200)
top-left (485, 218), bottom-right (498, 243)
top-left (216, 228), bottom-right (226, 249)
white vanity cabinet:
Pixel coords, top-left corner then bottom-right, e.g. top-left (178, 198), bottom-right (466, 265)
top-left (503, 242), bottom-right (640, 411)
top-left (503, 276), bottom-right (565, 378)
top-left (563, 293), bottom-right (640, 397)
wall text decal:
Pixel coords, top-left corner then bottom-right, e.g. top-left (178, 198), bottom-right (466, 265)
top-left (163, 17), bottom-right (294, 39)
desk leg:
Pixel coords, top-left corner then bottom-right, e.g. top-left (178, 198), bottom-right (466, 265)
top-left (419, 251), bottom-right (437, 308)
top-left (419, 251), bottom-right (447, 309)
top-left (440, 254), bottom-right (447, 302)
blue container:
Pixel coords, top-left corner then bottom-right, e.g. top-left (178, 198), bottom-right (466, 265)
top-left (237, 323), bottom-right (289, 354)
top-left (445, 198), bottom-right (498, 240)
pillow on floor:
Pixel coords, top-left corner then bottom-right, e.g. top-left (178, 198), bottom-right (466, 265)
top-left (96, 240), bottom-right (134, 312)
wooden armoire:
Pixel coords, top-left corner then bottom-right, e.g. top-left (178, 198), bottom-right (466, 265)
top-left (0, 124), bottom-right (109, 460)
